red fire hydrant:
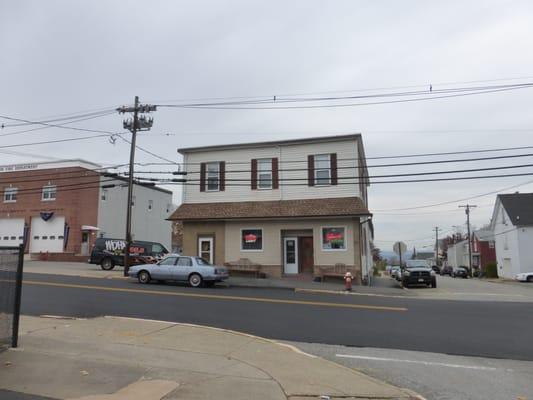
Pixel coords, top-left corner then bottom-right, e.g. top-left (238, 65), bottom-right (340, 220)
top-left (344, 271), bottom-right (353, 292)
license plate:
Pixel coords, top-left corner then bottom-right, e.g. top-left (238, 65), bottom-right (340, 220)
top-left (418, 278), bottom-right (424, 282)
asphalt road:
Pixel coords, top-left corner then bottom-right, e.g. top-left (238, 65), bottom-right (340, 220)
top-left (18, 272), bottom-right (533, 361)
top-left (292, 342), bottom-right (533, 400)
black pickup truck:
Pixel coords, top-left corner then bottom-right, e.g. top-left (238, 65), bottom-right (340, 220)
top-left (401, 260), bottom-right (437, 288)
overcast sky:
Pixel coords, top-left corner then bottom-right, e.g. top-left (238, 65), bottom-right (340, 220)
top-left (2, 0), bottom-right (533, 252)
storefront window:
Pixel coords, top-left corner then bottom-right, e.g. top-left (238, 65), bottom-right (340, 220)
top-left (322, 227), bottom-right (345, 250)
top-left (241, 229), bottom-right (263, 251)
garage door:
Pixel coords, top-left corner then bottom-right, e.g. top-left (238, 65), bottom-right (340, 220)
top-left (29, 216), bottom-right (65, 253)
top-left (0, 218), bottom-right (25, 247)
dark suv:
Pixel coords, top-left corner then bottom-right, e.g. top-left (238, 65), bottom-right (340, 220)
top-left (89, 238), bottom-right (169, 270)
top-left (401, 260), bottom-right (437, 288)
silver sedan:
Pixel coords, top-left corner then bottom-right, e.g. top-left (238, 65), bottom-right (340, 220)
top-left (128, 255), bottom-right (229, 287)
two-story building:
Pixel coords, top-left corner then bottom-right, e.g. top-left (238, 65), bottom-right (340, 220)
top-left (169, 134), bottom-right (373, 282)
top-left (471, 229), bottom-right (496, 272)
top-left (0, 159), bottom-right (173, 259)
top-left (490, 192), bottom-right (533, 278)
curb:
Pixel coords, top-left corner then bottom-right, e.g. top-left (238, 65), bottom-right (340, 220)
top-left (102, 315), bottom-right (418, 399)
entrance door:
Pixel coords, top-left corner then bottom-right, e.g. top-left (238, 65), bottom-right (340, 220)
top-left (299, 237), bottom-right (314, 274)
top-left (198, 237), bottom-right (214, 264)
top-left (284, 237), bottom-right (298, 274)
top-left (80, 232), bottom-right (90, 256)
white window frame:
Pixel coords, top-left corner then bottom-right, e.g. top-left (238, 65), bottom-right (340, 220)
top-left (148, 199), bottom-right (153, 211)
top-left (314, 154), bottom-right (331, 186)
top-left (3, 187), bottom-right (17, 203)
top-left (42, 185), bottom-right (57, 201)
top-left (321, 226), bottom-right (347, 251)
top-left (257, 158), bottom-right (273, 190)
top-left (101, 189), bottom-right (108, 201)
top-left (240, 228), bottom-right (264, 252)
top-left (206, 162), bottom-right (220, 192)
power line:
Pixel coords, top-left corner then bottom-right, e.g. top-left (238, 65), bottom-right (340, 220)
top-left (0, 109), bottom-right (116, 129)
top-left (133, 162), bottom-right (533, 182)
top-left (0, 110), bottom-right (116, 137)
top-left (0, 113), bottom-right (119, 136)
top-left (138, 171), bottom-right (533, 186)
top-left (372, 179), bottom-right (533, 211)
top-left (0, 134), bottom-right (112, 149)
top-left (157, 83), bottom-right (533, 110)
top-left (147, 75), bottom-right (533, 104)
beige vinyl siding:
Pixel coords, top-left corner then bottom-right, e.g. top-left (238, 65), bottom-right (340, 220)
top-left (224, 218), bottom-right (358, 266)
top-left (182, 139), bottom-right (362, 203)
top-left (183, 147), bottom-right (281, 203)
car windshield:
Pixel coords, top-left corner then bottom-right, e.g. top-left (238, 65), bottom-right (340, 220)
top-left (406, 261), bottom-right (429, 268)
top-left (195, 257), bottom-right (211, 266)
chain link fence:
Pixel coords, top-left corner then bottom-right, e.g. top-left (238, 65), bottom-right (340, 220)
top-left (0, 245), bottom-right (24, 351)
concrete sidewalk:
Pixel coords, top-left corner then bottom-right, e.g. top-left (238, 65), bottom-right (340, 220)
top-left (23, 261), bottom-right (405, 296)
top-left (0, 316), bottom-right (419, 400)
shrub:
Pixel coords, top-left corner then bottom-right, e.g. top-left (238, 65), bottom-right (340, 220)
top-left (485, 262), bottom-right (498, 278)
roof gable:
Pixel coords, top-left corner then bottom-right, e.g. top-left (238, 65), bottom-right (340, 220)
top-left (497, 193), bottom-right (533, 226)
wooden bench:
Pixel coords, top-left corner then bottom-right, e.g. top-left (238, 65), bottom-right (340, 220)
top-left (224, 258), bottom-right (262, 278)
top-left (319, 263), bottom-right (355, 282)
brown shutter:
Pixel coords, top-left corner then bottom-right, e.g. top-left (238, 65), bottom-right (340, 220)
top-left (200, 163), bottom-right (206, 192)
top-left (219, 161), bottom-right (225, 191)
top-left (330, 153), bottom-right (338, 185)
top-left (251, 159), bottom-right (258, 190)
top-left (307, 155), bottom-right (315, 186)
top-left (272, 158), bottom-right (279, 189)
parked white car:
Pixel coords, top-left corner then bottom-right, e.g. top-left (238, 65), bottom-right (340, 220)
top-left (515, 272), bottom-right (533, 282)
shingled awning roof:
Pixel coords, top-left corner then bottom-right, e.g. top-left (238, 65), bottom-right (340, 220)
top-left (169, 197), bottom-right (370, 221)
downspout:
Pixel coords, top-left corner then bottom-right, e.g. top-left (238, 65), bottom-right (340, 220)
top-left (359, 216), bottom-right (373, 286)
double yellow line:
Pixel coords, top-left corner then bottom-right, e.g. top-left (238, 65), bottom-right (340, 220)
top-left (18, 279), bottom-right (408, 312)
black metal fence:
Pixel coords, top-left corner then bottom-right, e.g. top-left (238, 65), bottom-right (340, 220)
top-left (0, 245), bottom-right (24, 351)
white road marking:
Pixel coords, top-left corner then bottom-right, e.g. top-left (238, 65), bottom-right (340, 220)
top-left (335, 354), bottom-right (507, 371)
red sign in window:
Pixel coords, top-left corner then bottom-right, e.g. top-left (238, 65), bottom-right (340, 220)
top-left (326, 232), bottom-right (343, 241)
top-left (244, 233), bottom-right (257, 243)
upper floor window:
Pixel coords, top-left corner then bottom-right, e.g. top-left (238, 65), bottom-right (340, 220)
top-left (489, 241), bottom-right (495, 249)
top-left (42, 185), bottom-right (56, 201)
top-left (3, 187), bottom-right (17, 203)
top-left (314, 154), bottom-right (331, 185)
top-left (131, 195), bottom-right (136, 207)
top-left (148, 199), bottom-right (153, 211)
top-left (251, 158), bottom-right (278, 190)
top-left (101, 189), bottom-right (108, 201)
top-left (200, 161), bottom-right (226, 193)
top-left (207, 162), bottom-right (220, 191)
top-left (308, 153), bottom-right (337, 186)
top-left (257, 159), bottom-right (273, 189)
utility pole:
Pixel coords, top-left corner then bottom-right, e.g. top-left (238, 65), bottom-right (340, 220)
top-left (433, 227), bottom-right (440, 266)
top-left (459, 204), bottom-right (477, 277)
top-left (117, 97), bottom-right (156, 276)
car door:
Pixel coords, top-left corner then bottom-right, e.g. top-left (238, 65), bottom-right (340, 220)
top-left (152, 256), bottom-right (178, 280)
top-left (174, 257), bottom-right (193, 281)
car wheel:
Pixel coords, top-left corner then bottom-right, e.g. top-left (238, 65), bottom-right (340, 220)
top-left (138, 270), bottom-right (151, 284)
top-left (189, 273), bottom-right (203, 288)
top-left (527, 276), bottom-right (533, 283)
top-left (101, 258), bottom-right (115, 271)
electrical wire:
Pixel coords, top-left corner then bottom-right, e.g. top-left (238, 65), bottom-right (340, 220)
top-left (157, 83), bottom-right (533, 110)
top-left (0, 110), bottom-right (117, 137)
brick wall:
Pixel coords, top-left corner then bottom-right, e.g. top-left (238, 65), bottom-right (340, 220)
top-left (0, 166), bottom-right (100, 254)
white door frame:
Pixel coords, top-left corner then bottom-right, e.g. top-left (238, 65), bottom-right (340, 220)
top-left (198, 237), bottom-right (214, 264)
top-left (283, 237), bottom-right (298, 274)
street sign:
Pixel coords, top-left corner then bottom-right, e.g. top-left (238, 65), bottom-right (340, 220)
top-left (393, 241), bottom-right (407, 255)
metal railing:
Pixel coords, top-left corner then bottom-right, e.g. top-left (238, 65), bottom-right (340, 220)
top-left (0, 244), bottom-right (24, 350)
